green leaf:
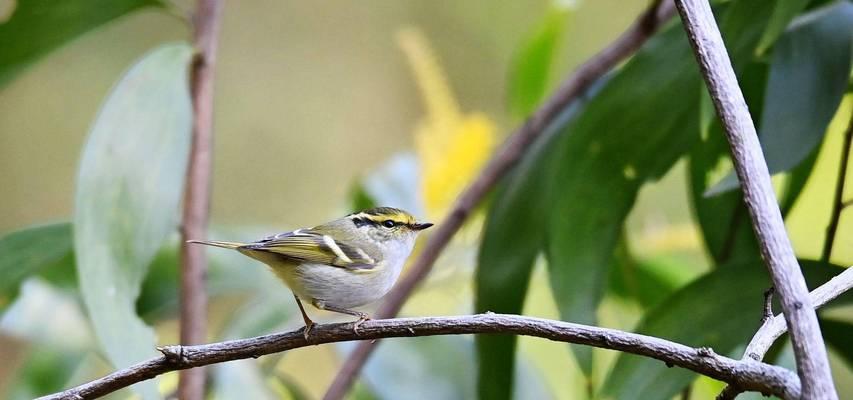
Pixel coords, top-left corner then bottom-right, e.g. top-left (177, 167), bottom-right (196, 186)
top-left (4, 345), bottom-right (84, 400)
top-left (707, 2), bottom-right (853, 195)
top-left (608, 239), bottom-right (697, 310)
top-left (689, 63), bottom-right (767, 263)
top-left (349, 179), bottom-right (377, 212)
top-left (474, 79), bottom-right (590, 400)
top-left (544, 15), bottom-right (703, 378)
top-left (0, 0), bottom-right (162, 88)
top-left (507, 7), bottom-right (568, 118)
top-left (779, 144), bottom-right (820, 216)
top-left (821, 318), bottom-right (853, 368)
top-left (73, 43), bottom-right (193, 400)
top-left (0, 223), bottom-right (72, 310)
top-left (602, 260), bottom-right (770, 400)
top-left (756, 0), bottom-right (810, 55)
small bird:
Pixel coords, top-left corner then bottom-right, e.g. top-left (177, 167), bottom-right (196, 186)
top-left (188, 207), bottom-right (432, 337)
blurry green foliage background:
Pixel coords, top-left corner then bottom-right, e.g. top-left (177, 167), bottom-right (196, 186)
top-left (1, 0), bottom-right (853, 399)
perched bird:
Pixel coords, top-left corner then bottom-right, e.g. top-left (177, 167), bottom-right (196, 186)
top-left (189, 207), bottom-right (432, 337)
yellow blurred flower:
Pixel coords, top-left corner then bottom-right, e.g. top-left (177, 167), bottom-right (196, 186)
top-left (397, 27), bottom-right (496, 220)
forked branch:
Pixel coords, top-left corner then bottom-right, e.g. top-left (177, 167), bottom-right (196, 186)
top-left (674, 0), bottom-right (837, 398)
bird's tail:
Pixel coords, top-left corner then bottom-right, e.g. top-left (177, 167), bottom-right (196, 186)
top-left (186, 240), bottom-right (245, 249)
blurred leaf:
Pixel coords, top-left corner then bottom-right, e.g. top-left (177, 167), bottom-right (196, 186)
top-left (507, 7), bottom-right (568, 118)
top-left (73, 43), bottom-right (193, 400)
top-left (212, 360), bottom-right (277, 400)
top-left (608, 239), bottom-right (696, 310)
top-left (821, 318), bottom-right (853, 368)
top-left (0, 223), bottom-right (72, 310)
top-left (475, 76), bottom-right (593, 399)
top-left (779, 145), bottom-right (820, 216)
top-left (544, 14), bottom-right (704, 378)
top-left (602, 259), bottom-right (770, 400)
top-left (349, 336), bottom-right (550, 400)
top-left (689, 63), bottom-right (767, 263)
top-left (707, 2), bottom-right (853, 194)
top-left (0, 0), bottom-right (162, 88)
top-left (4, 345), bottom-right (83, 400)
top-left (135, 242), bottom-right (179, 321)
top-left (363, 154), bottom-right (424, 217)
top-left (270, 373), bottom-right (313, 400)
top-left (1, 278), bottom-right (93, 349)
top-left (349, 180), bottom-right (377, 212)
top-left (756, 0), bottom-right (810, 55)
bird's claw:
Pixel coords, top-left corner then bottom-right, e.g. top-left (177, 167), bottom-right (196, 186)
top-left (352, 314), bottom-right (370, 336)
top-left (302, 321), bottom-right (315, 340)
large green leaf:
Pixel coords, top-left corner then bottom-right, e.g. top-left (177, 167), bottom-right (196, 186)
top-left (821, 318), bottom-right (853, 368)
top-left (544, 15), bottom-right (703, 378)
top-left (507, 6), bottom-right (569, 118)
top-left (73, 43), bottom-right (193, 400)
top-left (707, 2), bottom-right (853, 194)
top-left (756, 0), bottom-right (811, 55)
top-left (474, 96), bottom-right (571, 400)
top-left (607, 239), bottom-right (698, 310)
top-left (544, 0), bottom-right (772, 373)
top-left (689, 62), bottom-right (766, 264)
top-left (0, 0), bottom-right (161, 88)
top-left (0, 223), bottom-right (72, 310)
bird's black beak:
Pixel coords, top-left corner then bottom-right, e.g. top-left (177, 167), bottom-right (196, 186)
top-left (412, 222), bottom-right (434, 231)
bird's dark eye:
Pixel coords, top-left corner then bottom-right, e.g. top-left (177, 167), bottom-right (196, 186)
top-left (383, 220), bottom-right (396, 228)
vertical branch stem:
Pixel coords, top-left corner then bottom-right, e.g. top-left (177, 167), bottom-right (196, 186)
top-left (674, 0), bottom-right (836, 398)
top-left (821, 111), bottom-right (853, 263)
top-left (179, 0), bottom-right (224, 398)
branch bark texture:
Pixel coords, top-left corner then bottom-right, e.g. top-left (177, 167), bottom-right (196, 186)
top-left (323, 2), bottom-right (677, 398)
top-left (178, 0), bottom-right (224, 398)
top-left (38, 314), bottom-right (801, 400)
top-left (674, 0), bottom-right (836, 398)
top-left (719, 266), bottom-right (853, 399)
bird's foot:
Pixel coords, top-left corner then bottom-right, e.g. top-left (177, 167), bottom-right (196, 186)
top-left (352, 313), bottom-right (370, 336)
top-left (302, 321), bottom-right (315, 341)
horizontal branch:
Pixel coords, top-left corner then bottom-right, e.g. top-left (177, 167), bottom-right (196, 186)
top-left (40, 314), bottom-right (799, 400)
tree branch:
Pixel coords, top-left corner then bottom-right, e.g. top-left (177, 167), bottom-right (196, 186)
top-left (38, 314), bottom-right (800, 400)
top-left (718, 266), bottom-right (853, 399)
top-left (674, 0), bottom-right (837, 398)
top-left (821, 111), bottom-right (853, 263)
top-left (178, 0), bottom-right (224, 398)
top-left (323, 2), bottom-right (677, 398)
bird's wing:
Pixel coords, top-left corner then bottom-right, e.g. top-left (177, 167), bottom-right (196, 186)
top-left (244, 229), bottom-right (377, 270)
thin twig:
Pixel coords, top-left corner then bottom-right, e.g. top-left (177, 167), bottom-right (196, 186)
top-left (178, 0), bottom-right (224, 398)
top-left (821, 111), bottom-right (853, 263)
top-left (762, 286), bottom-right (775, 323)
top-left (37, 314), bottom-right (800, 400)
top-left (718, 266), bottom-right (853, 399)
top-left (674, 0), bottom-right (837, 398)
top-left (323, 2), bottom-right (677, 398)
